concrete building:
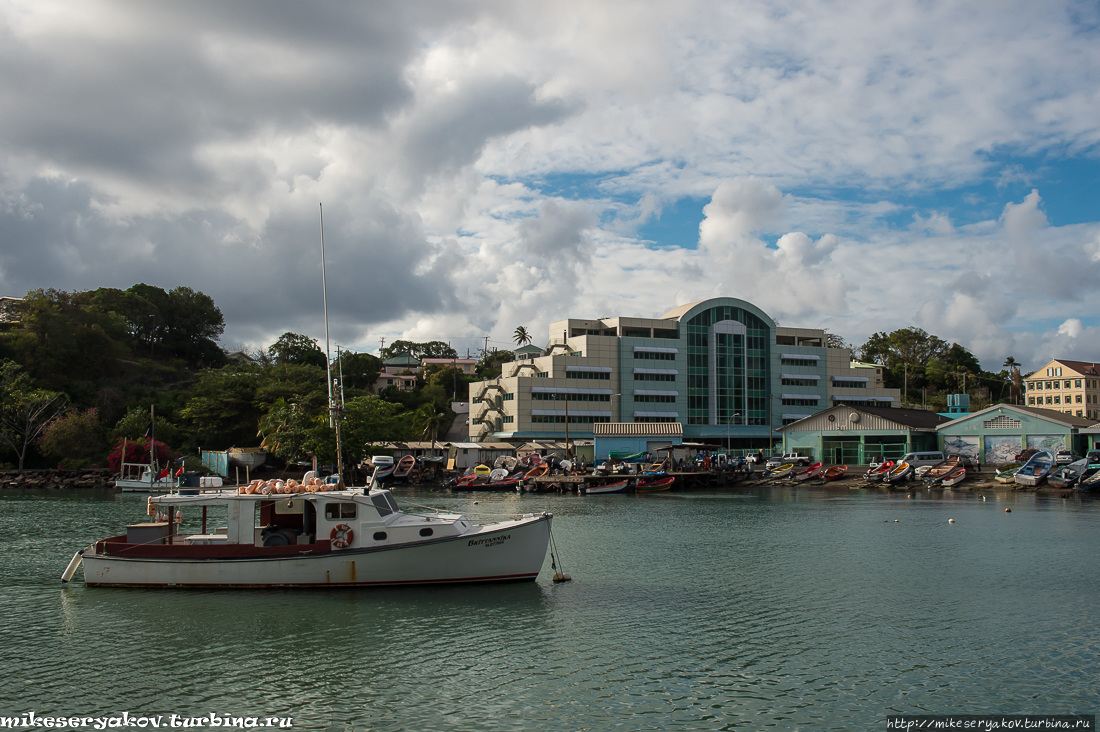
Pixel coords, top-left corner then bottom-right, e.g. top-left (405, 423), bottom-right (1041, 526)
top-left (778, 404), bottom-right (948, 465)
top-left (936, 403), bottom-right (1093, 465)
top-left (468, 296), bottom-right (901, 446)
top-left (1023, 360), bottom-right (1100, 420)
top-left (421, 357), bottom-right (477, 376)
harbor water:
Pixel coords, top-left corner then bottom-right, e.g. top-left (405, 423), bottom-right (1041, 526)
top-left (2, 487), bottom-right (1097, 730)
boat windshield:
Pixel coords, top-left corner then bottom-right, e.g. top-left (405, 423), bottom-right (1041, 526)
top-left (369, 490), bottom-right (401, 516)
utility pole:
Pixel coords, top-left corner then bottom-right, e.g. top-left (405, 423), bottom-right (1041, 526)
top-left (483, 335), bottom-right (489, 357)
top-left (379, 336), bottom-right (385, 357)
top-left (904, 362), bottom-right (908, 407)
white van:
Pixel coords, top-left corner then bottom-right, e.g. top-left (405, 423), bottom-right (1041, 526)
top-left (899, 451), bottom-right (944, 468)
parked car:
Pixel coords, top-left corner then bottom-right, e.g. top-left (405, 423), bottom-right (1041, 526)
top-left (766, 452), bottom-right (810, 469)
top-left (1054, 450), bottom-right (1077, 465)
top-left (1014, 448), bottom-right (1039, 463)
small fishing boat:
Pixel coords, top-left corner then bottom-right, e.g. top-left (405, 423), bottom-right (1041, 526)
top-left (63, 481), bottom-right (553, 588)
top-left (1014, 451), bottom-right (1053, 487)
top-left (1076, 468), bottom-right (1100, 492)
top-left (461, 475), bottom-right (524, 491)
top-left (635, 476), bottom-right (675, 492)
top-left (392, 455), bottom-right (416, 483)
top-left (994, 466), bottom-right (1021, 483)
top-left (822, 465), bottom-right (848, 481)
top-left (767, 463), bottom-right (796, 479)
top-left (525, 464), bottom-right (549, 479)
top-left (940, 464), bottom-right (967, 487)
top-left (1047, 458), bottom-right (1088, 488)
top-left (372, 455), bottom-right (397, 483)
top-left (882, 462), bottom-right (911, 484)
top-left (864, 461), bottom-right (894, 481)
top-left (921, 458), bottom-right (960, 484)
top-left (794, 462), bottom-right (824, 481)
top-left (585, 479), bottom-right (630, 494)
top-left (493, 455), bottom-right (519, 472)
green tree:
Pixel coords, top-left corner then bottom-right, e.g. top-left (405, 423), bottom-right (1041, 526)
top-left (258, 398), bottom-right (320, 463)
top-left (269, 332), bottom-right (327, 368)
top-left (39, 408), bottom-right (107, 469)
top-left (379, 340), bottom-right (457, 361)
top-left (0, 360), bottom-right (69, 470)
top-left (110, 406), bottom-right (184, 448)
top-left (428, 365), bottom-right (471, 400)
top-left (513, 326), bottom-right (532, 347)
top-left (476, 350), bottom-right (514, 379)
top-left (341, 395), bottom-right (414, 461)
top-left (178, 365), bottom-right (265, 448)
top-left (337, 352), bottom-right (382, 391)
top-left (412, 403), bottom-right (450, 452)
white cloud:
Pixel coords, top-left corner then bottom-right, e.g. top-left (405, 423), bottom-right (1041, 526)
top-left (0, 0), bottom-right (1095, 375)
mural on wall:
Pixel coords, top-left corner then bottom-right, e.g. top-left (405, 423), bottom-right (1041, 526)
top-left (943, 435), bottom-right (980, 461)
top-left (984, 435), bottom-right (1022, 465)
top-left (1026, 434), bottom-right (1066, 453)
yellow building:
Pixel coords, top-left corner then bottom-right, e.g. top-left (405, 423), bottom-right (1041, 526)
top-left (1023, 360), bottom-right (1100, 420)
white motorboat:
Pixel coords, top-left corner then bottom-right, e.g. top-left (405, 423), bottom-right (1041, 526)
top-left (64, 480), bottom-right (553, 588)
top-left (114, 462), bottom-right (176, 493)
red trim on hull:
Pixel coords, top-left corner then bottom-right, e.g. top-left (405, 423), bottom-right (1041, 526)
top-left (85, 572), bottom-right (541, 588)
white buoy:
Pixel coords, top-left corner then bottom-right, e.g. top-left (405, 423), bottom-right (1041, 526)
top-left (894, 519), bottom-right (899, 522)
top-left (552, 572), bottom-right (572, 582)
top-left (948, 519), bottom-right (955, 523)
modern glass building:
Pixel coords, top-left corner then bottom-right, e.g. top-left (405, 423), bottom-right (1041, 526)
top-left (469, 297), bottom-right (900, 447)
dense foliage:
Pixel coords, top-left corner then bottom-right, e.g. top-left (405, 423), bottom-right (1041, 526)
top-left (0, 286), bottom-right (456, 470)
top-left (855, 327), bottom-right (1015, 410)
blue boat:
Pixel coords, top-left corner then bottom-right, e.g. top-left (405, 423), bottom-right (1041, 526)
top-left (1014, 451), bottom-right (1053, 487)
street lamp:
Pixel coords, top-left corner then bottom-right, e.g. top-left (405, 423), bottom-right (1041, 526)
top-left (726, 412), bottom-right (741, 454)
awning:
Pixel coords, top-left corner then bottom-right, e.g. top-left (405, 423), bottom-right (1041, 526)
top-left (633, 411), bottom-right (680, 418)
top-left (781, 373), bottom-right (821, 380)
top-left (832, 395), bottom-right (894, 402)
top-left (781, 353), bottom-right (820, 360)
top-left (633, 368), bottom-right (679, 375)
top-left (782, 393), bottom-right (822, 400)
top-left (531, 386), bottom-right (613, 394)
top-left (565, 365), bottom-right (612, 373)
top-left (634, 389), bottom-right (678, 396)
top-left (832, 375), bottom-right (870, 382)
top-left (532, 409), bottom-right (612, 416)
top-left (633, 346), bottom-right (678, 354)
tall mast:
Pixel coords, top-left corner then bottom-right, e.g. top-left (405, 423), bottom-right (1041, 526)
top-left (319, 203), bottom-right (343, 480)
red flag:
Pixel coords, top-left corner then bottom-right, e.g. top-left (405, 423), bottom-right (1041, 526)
top-left (156, 466), bottom-right (170, 480)
top-left (175, 464), bottom-right (185, 477)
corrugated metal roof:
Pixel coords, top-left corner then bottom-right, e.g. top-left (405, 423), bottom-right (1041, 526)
top-left (936, 403), bottom-right (1095, 430)
top-left (592, 422), bottom-right (684, 436)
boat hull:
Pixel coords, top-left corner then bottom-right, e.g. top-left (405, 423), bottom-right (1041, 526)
top-left (585, 480), bottom-right (629, 494)
top-left (82, 515), bottom-right (551, 588)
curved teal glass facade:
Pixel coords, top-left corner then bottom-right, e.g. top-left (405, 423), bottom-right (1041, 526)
top-left (685, 304), bottom-right (771, 427)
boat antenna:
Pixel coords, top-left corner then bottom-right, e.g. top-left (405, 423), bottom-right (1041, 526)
top-left (319, 203), bottom-right (344, 482)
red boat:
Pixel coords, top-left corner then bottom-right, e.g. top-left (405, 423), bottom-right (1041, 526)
top-left (794, 462), bottom-right (824, 481)
top-left (822, 465), bottom-right (848, 481)
top-left (864, 460), bottom-right (894, 481)
top-left (635, 476), bottom-right (675, 492)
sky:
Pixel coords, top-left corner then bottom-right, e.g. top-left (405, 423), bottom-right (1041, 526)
top-left (1, 0), bottom-right (1098, 373)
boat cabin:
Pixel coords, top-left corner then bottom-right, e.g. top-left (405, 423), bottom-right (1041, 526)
top-left (99, 488), bottom-right (473, 558)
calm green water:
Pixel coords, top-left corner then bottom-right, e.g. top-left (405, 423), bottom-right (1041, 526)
top-left (1, 487), bottom-right (1097, 731)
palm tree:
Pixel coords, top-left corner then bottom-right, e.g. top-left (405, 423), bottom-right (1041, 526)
top-left (1003, 356), bottom-right (1021, 404)
top-left (413, 404), bottom-right (450, 455)
top-left (513, 326), bottom-right (532, 347)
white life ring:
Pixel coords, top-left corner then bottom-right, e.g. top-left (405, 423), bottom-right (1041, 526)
top-left (330, 523), bottom-right (354, 549)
